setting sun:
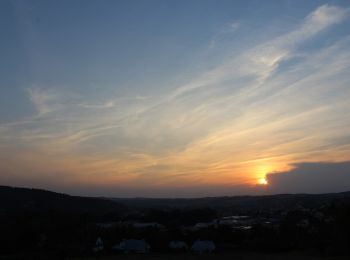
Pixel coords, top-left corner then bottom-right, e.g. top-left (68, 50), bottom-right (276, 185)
top-left (258, 178), bottom-right (268, 185)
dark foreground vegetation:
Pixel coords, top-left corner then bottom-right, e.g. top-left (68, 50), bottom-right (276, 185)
top-left (1, 186), bottom-right (350, 259)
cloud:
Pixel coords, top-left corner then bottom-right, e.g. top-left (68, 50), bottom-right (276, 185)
top-left (79, 100), bottom-right (116, 109)
top-left (78, 95), bottom-right (151, 109)
top-left (227, 22), bottom-right (240, 32)
top-left (171, 5), bottom-right (349, 101)
top-left (209, 21), bottom-right (240, 48)
top-left (241, 4), bottom-right (349, 81)
top-left (307, 4), bottom-right (349, 28)
top-left (26, 87), bottom-right (62, 115)
top-left (266, 161), bottom-right (350, 194)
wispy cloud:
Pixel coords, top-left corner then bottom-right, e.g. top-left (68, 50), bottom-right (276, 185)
top-left (169, 5), bottom-right (349, 102)
top-left (209, 21), bottom-right (240, 48)
top-left (79, 95), bottom-right (151, 109)
top-left (26, 87), bottom-right (62, 115)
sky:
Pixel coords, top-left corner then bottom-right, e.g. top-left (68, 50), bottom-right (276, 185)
top-left (1, 0), bottom-right (350, 197)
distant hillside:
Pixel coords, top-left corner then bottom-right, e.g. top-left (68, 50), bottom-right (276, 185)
top-left (0, 186), bottom-right (126, 215)
top-left (112, 192), bottom-right (350, 213)
top-left (2, 185), bottom-right (350, 216)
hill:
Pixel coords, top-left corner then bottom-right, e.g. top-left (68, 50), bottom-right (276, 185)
top-left (112, 191), bottom-right (350, 214)
top-left (0, 186), bottom-right (126, 216)
top-left (2, 185), bottom-right (350, 215)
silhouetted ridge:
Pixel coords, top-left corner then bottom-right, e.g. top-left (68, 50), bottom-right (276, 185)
top-left (0, 186), bottom-right (125, 215)
top-left (112, 191), bottom-right (350, 213)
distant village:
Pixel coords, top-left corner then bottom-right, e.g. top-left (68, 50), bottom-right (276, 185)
top-left (87, 203), bottom-right (343, 256)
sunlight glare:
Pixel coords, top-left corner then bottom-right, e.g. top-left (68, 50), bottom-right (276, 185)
top-left (258, 177), bottom-right (268, 185)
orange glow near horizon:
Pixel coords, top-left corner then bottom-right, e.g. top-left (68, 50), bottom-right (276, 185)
top-left (253, 164), bottom-right (273, 186)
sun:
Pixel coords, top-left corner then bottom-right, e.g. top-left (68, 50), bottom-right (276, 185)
top-left (258, 177), bottom-right (268, 185)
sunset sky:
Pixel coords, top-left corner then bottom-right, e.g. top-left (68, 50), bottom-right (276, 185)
top-left (1, 0), bottom-right (350, 197)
